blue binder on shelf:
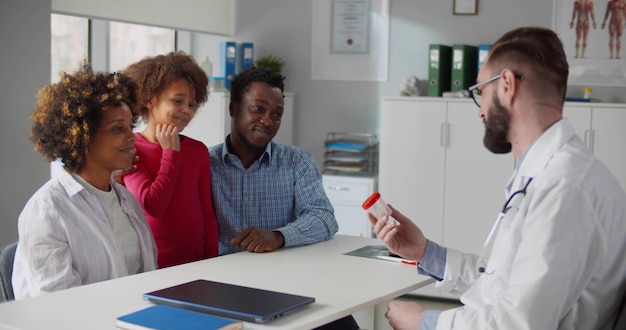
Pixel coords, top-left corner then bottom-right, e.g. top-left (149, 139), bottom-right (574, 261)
top-left (220, 41), bottom-right (237, 91)
top-left (477, 44), bottom-right (491, 73)
top-left (239, 42), bottom-right (254, 72)
top-left (450, 44), bottom-right (478, 92)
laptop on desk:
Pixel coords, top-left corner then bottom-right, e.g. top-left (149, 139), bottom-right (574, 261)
top-left (143, 279), bottom-right (316, 324)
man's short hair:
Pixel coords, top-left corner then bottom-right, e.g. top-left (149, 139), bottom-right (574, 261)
top-left (229, 66), bottom-right (285, 103)
top-left (488, 27), bottom-right (569, 102)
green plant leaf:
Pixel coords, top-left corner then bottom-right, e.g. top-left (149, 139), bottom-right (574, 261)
top-left (254, 54), bottom-right (284, 73)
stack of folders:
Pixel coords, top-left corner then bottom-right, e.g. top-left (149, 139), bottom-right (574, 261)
top-left (428, 43), bottom-right (490, 97)
top-left (116, 304), bottom-right (243, 330)
top-left (220, 42), bottom-right (256, 91)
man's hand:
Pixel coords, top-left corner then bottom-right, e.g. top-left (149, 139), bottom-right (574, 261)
top-left (368, 204), bottom-right (428, 262)
top-left (231, 227), bottom-right (284, 253)
top-left (385, 300), bottom-right (425, 330)
top-left (112, 155), bottom-right (139, 184)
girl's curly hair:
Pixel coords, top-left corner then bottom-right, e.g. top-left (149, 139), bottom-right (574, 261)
top-left (123, 51), bottom-right (208, 123)
top-left (30, 63), bottom-right (138, 172)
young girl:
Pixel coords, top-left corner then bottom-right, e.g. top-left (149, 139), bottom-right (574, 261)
top-left (122, 51), bottom-right (218, 268)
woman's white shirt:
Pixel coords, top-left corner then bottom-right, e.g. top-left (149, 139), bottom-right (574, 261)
top-left (12, 161), bottom-right (157, 299)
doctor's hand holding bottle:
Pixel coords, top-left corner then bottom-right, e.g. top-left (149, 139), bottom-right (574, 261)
top-left (368, 205), bottom-right (430, 330)
top-left (368, 205), bottom-right (428, 264)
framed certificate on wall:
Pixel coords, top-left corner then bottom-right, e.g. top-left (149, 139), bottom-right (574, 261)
top-left (331, 0), bottom-right (370, 54)
top-left (312, 0), bottom-right (389, 81)
top-left (453, 0), bottom-right (478, 15)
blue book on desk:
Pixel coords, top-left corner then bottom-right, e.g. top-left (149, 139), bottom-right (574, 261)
top-left (116, 304), bottom-right (243, 330)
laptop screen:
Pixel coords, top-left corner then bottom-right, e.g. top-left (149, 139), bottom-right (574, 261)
top-left (143, 279), bottom-right (315, 323)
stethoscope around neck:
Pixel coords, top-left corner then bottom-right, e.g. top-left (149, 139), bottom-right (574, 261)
top-left (477, 177), bottom-right (534, 274)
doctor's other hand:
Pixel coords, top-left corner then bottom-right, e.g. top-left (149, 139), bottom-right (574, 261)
top-left (111, 155), bottom-right (139, 184)
top-left (385, 300), bottom-right (424, 330)
top-left (369, 204), bottom-right (428, 262)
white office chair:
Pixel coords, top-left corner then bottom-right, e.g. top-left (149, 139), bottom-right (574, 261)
top-left (0, 241), bottom-right (17, 302)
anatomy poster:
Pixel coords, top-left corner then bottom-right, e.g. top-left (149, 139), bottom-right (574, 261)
top-left (553, 0), bottom-right (626, 86)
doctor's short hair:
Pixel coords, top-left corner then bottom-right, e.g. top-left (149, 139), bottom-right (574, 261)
top-left (229, 65), bottom-right (285, 103)
top-left (30, 63), bottom-right (138, 172)
top-left (487, 26), bottom-right (569, 102)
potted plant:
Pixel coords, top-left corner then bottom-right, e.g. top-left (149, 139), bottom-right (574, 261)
top-left (254, 54), bottom-right (285, 73)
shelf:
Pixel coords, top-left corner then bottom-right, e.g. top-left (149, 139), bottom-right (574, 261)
top-left (322, 132), bottom-right (378, 176)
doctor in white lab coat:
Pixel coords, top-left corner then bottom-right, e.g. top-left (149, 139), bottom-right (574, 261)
top-left (371, 26), bottom-right (626, 330)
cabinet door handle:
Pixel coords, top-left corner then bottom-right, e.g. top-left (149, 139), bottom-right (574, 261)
top-left (328, 186), bottom-right (350, 191)
top-left (590, 129), bottom-right (595, 154)
top-left (440, 123), bottom-right (450, 148)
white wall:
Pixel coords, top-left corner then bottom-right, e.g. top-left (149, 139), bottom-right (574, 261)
top-left (226, 0), bottom-right (556, 166)
top-left (52, 0), bottom-right (234, 36)
top-left (227, 0), bottom-right (624, 166)
top-left (0, 1), bottom-right (51, 247)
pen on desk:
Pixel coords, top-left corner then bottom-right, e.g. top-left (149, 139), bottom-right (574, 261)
top-left (376, 255), bottom-right (417, 265)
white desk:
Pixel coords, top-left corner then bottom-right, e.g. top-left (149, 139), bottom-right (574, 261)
top-left (0, 235), bottom-right (433, 329)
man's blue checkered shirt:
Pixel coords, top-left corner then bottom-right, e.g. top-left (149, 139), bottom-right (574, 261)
top-left (210, 139), bottom-right (339, 255)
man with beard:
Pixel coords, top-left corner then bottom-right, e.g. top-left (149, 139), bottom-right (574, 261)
top-left (209, 66), bottom-right (338, 255)
top-left (209, 66), bottom-right (358, 329)
top-left (369, 26), bottom-right (626, 329)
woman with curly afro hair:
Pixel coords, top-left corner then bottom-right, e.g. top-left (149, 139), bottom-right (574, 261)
top-left (121, 51), bottom-right (218, 268)
top-left (12, 64), bottom-right (158, 299)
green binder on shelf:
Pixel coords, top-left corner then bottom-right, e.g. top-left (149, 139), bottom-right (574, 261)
top-left (427, 44), bottom-right (452, 97)
top-left (450, 44), bottom-right (478, 92)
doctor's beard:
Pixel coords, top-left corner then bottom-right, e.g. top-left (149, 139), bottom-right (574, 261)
top-left (483, 92), bottom-right (512, 154)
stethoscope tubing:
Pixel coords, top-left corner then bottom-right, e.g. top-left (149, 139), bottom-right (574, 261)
top-left (478, 178), bottom-right (534, 273)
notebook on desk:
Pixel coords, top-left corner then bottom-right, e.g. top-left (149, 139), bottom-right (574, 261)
top-left (143, 279), bottom-right (316, 324)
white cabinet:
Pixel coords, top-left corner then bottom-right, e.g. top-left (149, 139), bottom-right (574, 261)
top-left (442, 102), bottom-right (513, 254)
top-left (322, 175), bottom-right (377, 329)
top-left (140, 91), bottom-right (295, 148)
top-left (379, 97), bottom-right (513, 298)
top-left (181, 92), bottom-right (230, 148)
top-left (322, 175), bottom-right (376, 238)
top-left (563, 102), bottom-right (626, 191)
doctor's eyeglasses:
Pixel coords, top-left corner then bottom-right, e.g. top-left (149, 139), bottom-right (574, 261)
top-left (468, 73), bottom-right (525, 108)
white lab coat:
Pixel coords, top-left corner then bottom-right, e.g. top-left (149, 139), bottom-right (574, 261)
top-left (435, 118), bottom-right (626, 330)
